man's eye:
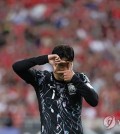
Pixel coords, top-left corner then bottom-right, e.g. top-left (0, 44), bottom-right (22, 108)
top-left (59, 64), bottom-right (64, 67)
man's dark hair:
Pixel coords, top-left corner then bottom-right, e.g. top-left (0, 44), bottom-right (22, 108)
top-left (52, 45), bottom-right (74, 61)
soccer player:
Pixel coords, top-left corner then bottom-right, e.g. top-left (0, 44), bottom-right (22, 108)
top-left (12, 45), bottom-right (98, 134)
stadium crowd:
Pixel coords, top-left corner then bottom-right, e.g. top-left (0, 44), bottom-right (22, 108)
top-left (0, 0), bottom-right (120, 131)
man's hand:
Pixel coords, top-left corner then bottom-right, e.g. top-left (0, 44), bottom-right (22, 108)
top-left (48, 54), bottom-right (61, 70)
top-left (56, 62), bottom-right (75, 82)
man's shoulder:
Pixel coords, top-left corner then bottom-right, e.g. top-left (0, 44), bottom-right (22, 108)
top-left (75, 72), bottom-right (90, 83)
top-left (31, 69), bottom-right (52, 85)
top-left (36, 70), bottom-right (51, 75)
top-left (30, 69), bottom-right (50, 75)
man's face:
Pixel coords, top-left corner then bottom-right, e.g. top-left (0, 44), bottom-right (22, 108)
top-left (54, 59), bottom-right (73, 80)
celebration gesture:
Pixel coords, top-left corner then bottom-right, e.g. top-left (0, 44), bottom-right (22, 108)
top-left (48, 54), bottom-right (67, 71)
top-left (48, 54), bottom-right (61, 65)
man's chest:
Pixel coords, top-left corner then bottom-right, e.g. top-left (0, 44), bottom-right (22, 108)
top-left (38, 81), bottom-right (82, 111)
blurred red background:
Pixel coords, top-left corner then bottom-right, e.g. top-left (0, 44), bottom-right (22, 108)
top-left (0, 0), bottom-right (120, 133)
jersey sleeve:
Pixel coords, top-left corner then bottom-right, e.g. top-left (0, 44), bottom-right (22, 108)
top-left (12, 55), bottom-right (48, 87)
top-left (71, 72), bottom-right (99, 107)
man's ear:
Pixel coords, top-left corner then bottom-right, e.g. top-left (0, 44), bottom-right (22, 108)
top-left (69, 62), bottom-right (73, 70)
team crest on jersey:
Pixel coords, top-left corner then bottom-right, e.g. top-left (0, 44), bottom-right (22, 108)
top-left (67, 83), bottom-right (76, 95)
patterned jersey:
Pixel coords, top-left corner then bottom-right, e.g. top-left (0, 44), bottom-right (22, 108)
top-left (31, 70), bottom-right (90, 134)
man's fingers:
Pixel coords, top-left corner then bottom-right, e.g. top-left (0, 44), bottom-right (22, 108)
top-left (60, 60), bottom-right (68, 63)
top-left (55, 59), bottom-right (61, 63)
top-left (55, 55), bottom-right (60, 60)
top-left (55, 60), bottom-right (68, 66)
top-left (55, 70), bottom-right (66, 74)
top-left (50, 54), bottom-right (61, 61)
top-left (55, 60), bottom-right (67, 63)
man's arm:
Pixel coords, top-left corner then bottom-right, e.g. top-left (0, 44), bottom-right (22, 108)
top-left (12, 55), bottom-right (48, 85)
top-left (55, 62), bottom-right (98, 107)
top-left (56, 62), bottom-right (98, 107)
top-left (71, 74), bottom-right (98, 107)
top-left (12, 54), bottom-right (61, 85)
